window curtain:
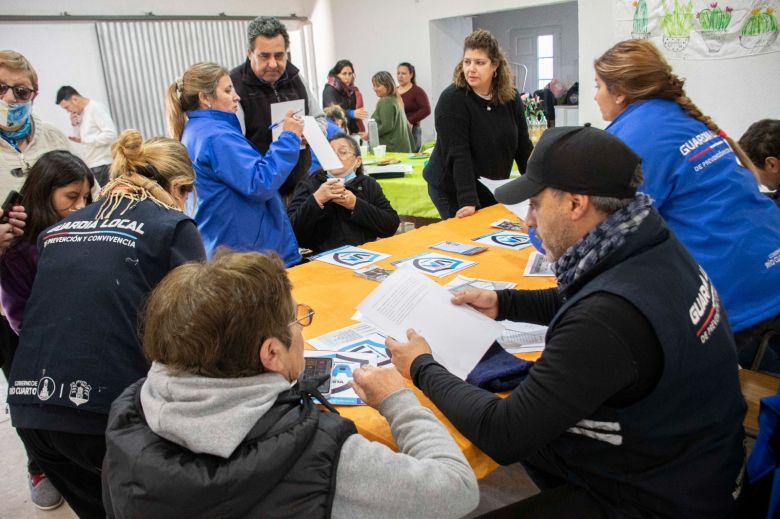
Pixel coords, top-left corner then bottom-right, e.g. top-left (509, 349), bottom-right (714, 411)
top-left (95, 20), bottom-right (251, 138)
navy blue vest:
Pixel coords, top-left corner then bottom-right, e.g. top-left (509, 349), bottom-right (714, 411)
top-left (104, 379), bottom-right (357, 518)
top-left (547, 210), bottom-right (745, 517)
top-left (8, 199), bottom-right (196, 418)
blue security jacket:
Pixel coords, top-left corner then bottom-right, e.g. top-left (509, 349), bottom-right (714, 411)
top-left (182, 109), bottom-right (301, 265)
top-left (608, 99), bottom-right (780, 332)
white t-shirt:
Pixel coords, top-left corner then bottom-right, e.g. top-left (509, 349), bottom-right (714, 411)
top-left (75, 100), bottom-right (117, 168)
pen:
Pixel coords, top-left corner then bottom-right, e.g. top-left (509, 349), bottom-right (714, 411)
top-left (268, 109), bottom-right (303, 130)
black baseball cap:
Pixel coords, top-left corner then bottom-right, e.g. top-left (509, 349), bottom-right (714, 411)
top-left (495, 126), bottom-right (642, 204)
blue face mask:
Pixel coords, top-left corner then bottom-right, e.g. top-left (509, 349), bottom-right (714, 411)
top-left (0, 99), bottom-right (33, 131)
top-left (327, 157), bottom-right (359, 183)
top-left (528, 226), bottom-right (546, 255)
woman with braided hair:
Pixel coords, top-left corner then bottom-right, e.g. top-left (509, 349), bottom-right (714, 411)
top-left (594, 39), bottom-right (780, 369)
top-left (5, 129), bottom-right (205, 518)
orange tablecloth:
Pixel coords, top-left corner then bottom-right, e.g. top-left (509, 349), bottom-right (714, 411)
top-left (288, 204), bottom-right (556, 479)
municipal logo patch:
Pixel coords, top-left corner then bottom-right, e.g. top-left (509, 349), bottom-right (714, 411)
top-left (69, 380), bottom-right (92, 406)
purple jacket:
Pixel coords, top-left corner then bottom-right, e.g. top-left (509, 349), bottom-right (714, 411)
top-left (0, 239), bottom-right (38, 335)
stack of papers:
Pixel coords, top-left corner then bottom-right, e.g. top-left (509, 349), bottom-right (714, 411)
top-left (312, 245), bottom-right (390, 270)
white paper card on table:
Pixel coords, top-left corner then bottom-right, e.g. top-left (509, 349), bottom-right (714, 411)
top-left (472, 230), bottom-right (532, 251)
top-left (490, 218), bottom-right (523, 231)
top-left (478, 177), bottom-right (530, 219)
top-left (270, 99), bottom-right (305, 141)
top-left (303, 116), bottom-right (342, 171)
top-left (308, 322), bottom-right (391, 367)
top-left (357, 265), bottom-right (503, 379)
top-left (497, 321), bottom-right (547, 354)
top-left (391, 252), bottom-right (476, 278)
top-left (311, 245), bottom-right (390, 270)
top-left (444, 275), bottom-right (516, 293)
top-left (303, 350), bottom-right (379, 405)
top-left (524, 251), bottom-right (555, 277)
top-left (363, 164), bottom-right (413, 174)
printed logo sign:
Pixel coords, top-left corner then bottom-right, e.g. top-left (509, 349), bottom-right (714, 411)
top-left (37, 377), bottom-right (55, 401)
top-left (69, 380), bottom-right (92, 406)
top-left (333, 251), bottom-right (381, 266)
top-left (412, 257), bottom-right (463, 273)
top-left (491, 233), bottom-right (530, 247)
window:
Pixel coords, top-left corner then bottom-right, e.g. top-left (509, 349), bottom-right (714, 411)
top-left (537, 34), bottom-right (554, 90)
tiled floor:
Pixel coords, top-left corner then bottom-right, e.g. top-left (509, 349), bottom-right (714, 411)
top-left (1, 373), bottom-right (536, 518)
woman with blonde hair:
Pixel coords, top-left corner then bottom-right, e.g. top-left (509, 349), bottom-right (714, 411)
top-left (5, 129), bottom-right (205, 518)
top-left (166, 62), bottom-right (304, 264)
top-left (594, 39), bottom-right (780, 368)
top-left (423, 30), bottom-right (533, 219)
top-left (365, 71), bottom-right (412, 153)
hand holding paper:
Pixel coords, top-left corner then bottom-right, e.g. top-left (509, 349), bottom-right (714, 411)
top-left (357, 265), bottom-right (502, 379)
top-left (385, 329), bottom-right (433, 379)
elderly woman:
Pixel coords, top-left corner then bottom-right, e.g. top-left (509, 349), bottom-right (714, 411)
top-left (396, 62), bottom-right (431, 152)
top-left (6, 129), bottom-right (206, 518)
top-left (322, 59), bottom-right (368, 134)
top-left (423, 30), bottom-right (533, 219)
top-left (288, 133), bottom-right (399, 253)
top-left (0, 51), bottom-right (69, 193)
top-left (594, 39), bottom-right (780, 369)
top-left (368, 71), bottom-right (413, 153)
top-left (167, 62), bottom-right (304, 264)
top-left (103, 251), bottom-right (478, 518)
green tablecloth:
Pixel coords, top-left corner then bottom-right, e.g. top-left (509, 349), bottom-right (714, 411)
top-left (370, 152), bottom-right (439, 219)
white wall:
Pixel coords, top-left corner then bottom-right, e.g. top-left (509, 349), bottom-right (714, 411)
top-left (0, 0), bottom-right (310, 17)
top-left (0, 23), bottom-right (107, 149)
top-left (321, 0), bottom-right (778, 141)
top-left (474, 2), bottom-right (579, 91)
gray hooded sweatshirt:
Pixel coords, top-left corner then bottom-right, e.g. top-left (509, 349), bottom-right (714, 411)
top-left (141, 362), bottom-right (479, 519)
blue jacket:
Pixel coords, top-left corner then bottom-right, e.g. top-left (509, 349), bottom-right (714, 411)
top-left (607, 99), bottom-right (780, 332)
top-left (182, 109), bottom-right (301, 265)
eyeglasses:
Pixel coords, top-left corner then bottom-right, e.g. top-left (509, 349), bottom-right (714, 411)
top-left (335, 149), bottom-right (356, 159)
top-left (290, 303), bottom-right (315, 327)
top-left (0, 83), bottom-right (37, 101)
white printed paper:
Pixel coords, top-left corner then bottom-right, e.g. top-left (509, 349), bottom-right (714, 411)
top-left (472, 230), bottom-right (532, 251)
top-left (357, 265), bottom-right (502, 379)
top-left (270, 99), bottom-right (305, 141)
top-left (312, 245), bottom-right (390, 270)
top-left (308, 322), bottom-right (392, 367)
top-left (490, 218), bottom-right (524, 231)
top-left (303, 116), bottom-right (342, 171)
top-left (479, 177), bottom-right (530, 219)
top-left (391, 252), bottom-right (476, 278)
top-left (444, 275), bottom-right (516, 293)
top-left (498, 321), bottom-right (547, 354)
top-left (523, 251), bottom-right (555, 277)
top-left (303, 350), bottom-right (379, 405)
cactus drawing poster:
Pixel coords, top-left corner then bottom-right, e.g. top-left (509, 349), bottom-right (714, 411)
top-left (616, 0), bottom-right (779, 58)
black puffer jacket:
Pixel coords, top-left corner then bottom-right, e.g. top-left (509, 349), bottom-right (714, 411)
top-left (287, 171), bottom-right (400, 253)
top-left (103, 380), bottom-right (357, 519)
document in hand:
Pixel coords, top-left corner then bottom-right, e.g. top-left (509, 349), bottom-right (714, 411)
top-left (479, 177), bottom-right (529, 220)
top-left (357, 264), bottom-right (503, 379)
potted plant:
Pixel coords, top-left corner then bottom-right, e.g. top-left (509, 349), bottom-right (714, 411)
top-left (661, 0), bottom-right (695, 51)
top-left (697, 3), bottom-right (733, 52)
top-left (523, 95), bottom-right (547, 145)
top-left (632, 0), bottom-right (651, 39)
top-left (740, 7), bottom-right (778, 49)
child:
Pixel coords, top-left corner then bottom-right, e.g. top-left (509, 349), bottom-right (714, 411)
top-left (288, 133), bottom-right (399, 253)
top-left (0, 149), bottom-right (93, 512)
top-left (0, 149), bottom-right (93, 334)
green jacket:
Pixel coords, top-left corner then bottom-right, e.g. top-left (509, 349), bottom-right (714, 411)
top-left (373, 96), bottom-right (413, 153)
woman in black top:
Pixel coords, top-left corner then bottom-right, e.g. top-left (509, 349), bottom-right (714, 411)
top-left (423, 30), bottom-right (533, 219)
top-left (322, 60), bottom-right (368, 135)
